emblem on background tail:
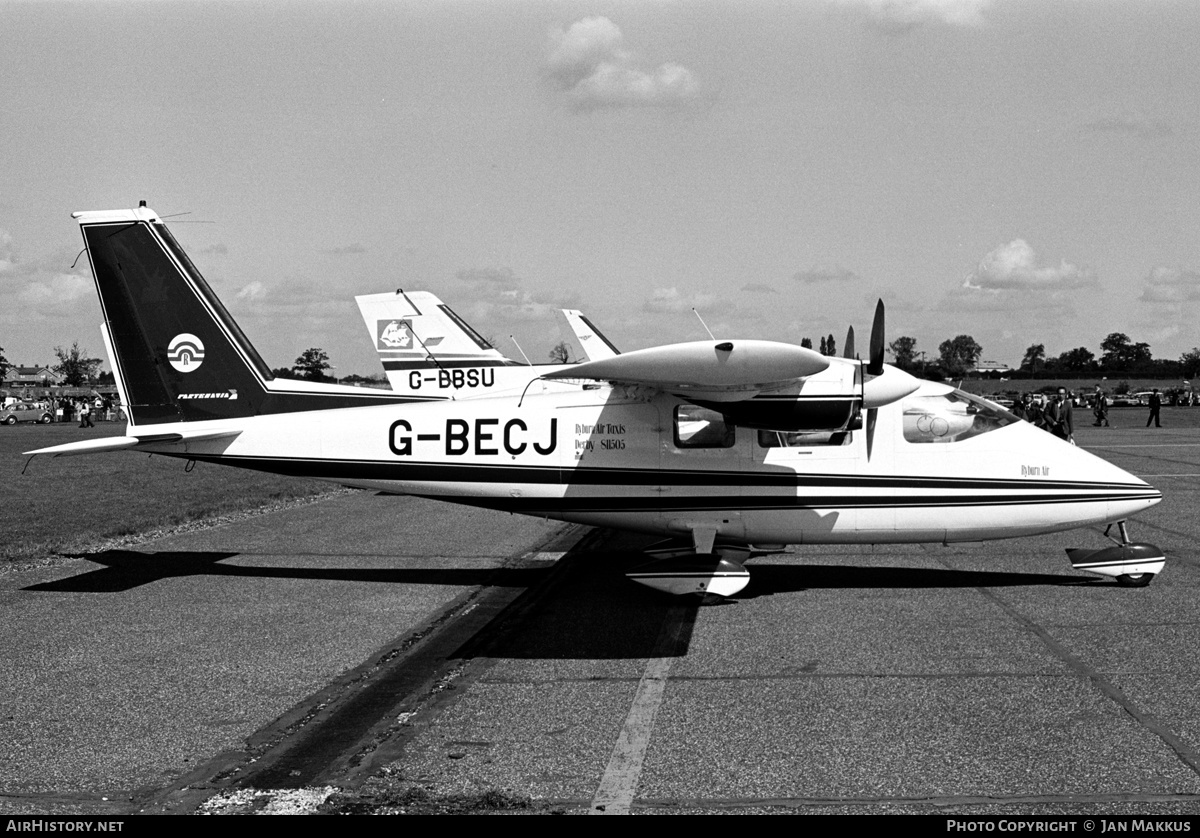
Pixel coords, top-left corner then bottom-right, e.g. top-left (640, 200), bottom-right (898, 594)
top-left (167, 334), bottom-right (205, 372)
top-left (378, 319), bottom-right (414, 350)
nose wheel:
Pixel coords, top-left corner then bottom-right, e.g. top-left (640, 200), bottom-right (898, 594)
top-left (1066, 521), bottom-right (1164, 587)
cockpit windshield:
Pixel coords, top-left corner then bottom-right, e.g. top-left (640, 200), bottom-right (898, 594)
top-left (901, 390), bottom-right (1019, 444)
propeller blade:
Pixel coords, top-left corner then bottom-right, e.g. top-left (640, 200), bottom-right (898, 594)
top-left (867, 299), bottom-right (885, 376)
top-left (844, 326), bottom-right (855, 360)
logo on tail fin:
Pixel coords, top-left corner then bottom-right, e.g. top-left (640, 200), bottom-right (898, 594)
top-left (167, 334), bottom-right (206, 372)
top-left (378, 319), bottom-right (414, 350)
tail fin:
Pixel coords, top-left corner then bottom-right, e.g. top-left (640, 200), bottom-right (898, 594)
top-left (557, 309), bottom-right (620, 362)
top-left (76, 205), bottom-right (394, 426)
top-left (355, 290), bottom-right (520, 389)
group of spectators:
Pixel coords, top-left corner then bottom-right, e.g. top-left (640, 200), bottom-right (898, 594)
top-left (1010, 385), bottom-right (1176, 439)
top-left (5, 395), bottom-right (120, 425)
top-left (1012, 388), bottom-right (1077, 442)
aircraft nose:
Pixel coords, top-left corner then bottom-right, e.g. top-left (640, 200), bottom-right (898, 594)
top-left (1068, 436), bottom-right (1162, 517)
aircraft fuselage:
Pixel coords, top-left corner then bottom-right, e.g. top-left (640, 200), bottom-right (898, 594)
top-left (158, 380), bottom-right (1160, 547)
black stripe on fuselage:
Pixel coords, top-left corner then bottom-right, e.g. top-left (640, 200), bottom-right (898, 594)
top-left (182, 454), bottom-right (1155, 493)
top-left (382, 359), bottom-right (527, 370)
top-left (175, 454), bottom-right (1158, 512)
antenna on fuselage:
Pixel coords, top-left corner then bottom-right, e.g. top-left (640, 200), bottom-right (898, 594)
top-left (509, 335), bottom-right (533, 366)
top-left (692, 307), bottom-right (716, 341)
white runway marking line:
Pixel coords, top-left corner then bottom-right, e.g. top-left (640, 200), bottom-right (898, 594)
top-left (591, 603), bottom-right (688, 815)
top-left (525, 551), bottom-right (566, 564)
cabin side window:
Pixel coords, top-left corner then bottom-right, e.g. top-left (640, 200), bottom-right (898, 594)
top-left (757, 430), bottom-right (852, 448)
top-left (674, 405), bottom-right (736, 448)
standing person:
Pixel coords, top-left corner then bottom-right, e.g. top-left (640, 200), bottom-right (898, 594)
top-left (1027, 395), bottom-right (1046, 431)
top-left (1012, 394), bottom-right (1030, 422)
top-left (1047, 388), bottom-right (1074, 442)
top-left (78, 399), bottom-right (94, 428)
top-left (1146, 388), bottom-right (1162, 428)
top-left (1093, 386), bottom-right (1110, 427)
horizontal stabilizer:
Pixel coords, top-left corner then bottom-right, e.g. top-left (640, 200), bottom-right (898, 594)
top-left (26, 429), bottom-right (241, 458)
top-left (542, 340), bottom-right (829, 401)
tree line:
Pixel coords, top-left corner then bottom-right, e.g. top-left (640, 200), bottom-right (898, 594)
top-left (886, 333), bottom-right (1200, 380)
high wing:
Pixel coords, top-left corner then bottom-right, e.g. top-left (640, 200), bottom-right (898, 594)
top-left (542, 322), bottom-right (923, 433)
top-left (543, 339), bottom-right (829, 401)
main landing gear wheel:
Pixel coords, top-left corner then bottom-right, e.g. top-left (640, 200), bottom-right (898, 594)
top-left (1066, 521), bottom-right (1164, 587)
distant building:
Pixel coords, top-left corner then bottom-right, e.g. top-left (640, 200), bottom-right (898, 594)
top-left (974, 360), bottom-right (1013, 375)
top-left (3, 365), bottom-right (64, 388)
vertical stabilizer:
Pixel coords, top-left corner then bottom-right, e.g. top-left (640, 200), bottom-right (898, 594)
top-left (76, 206), bottom-right (398, 426)
top-left (356, 290), bottom-right (519, 391)
top-left (557, 309), bottom-right (620, 362)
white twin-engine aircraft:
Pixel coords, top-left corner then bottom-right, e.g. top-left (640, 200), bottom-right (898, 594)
top-left (29, 205), bottom-right (1165, 597)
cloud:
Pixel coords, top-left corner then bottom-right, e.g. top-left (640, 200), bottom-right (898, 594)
top-left (546, 17), bottom-right (698, 110)
top-left (1083, 116), bottom-right (1176, 139)
top-left (197, 243), bottom-right (228, 256)
top-left (837, 0), bottom-right (992, 32)
top-left (642, 287), bottom-right (719, 315)
top-left (0, 229), bottom-right (15, 274)
top-left (17, 273), bottom-right (94, 312)
top-left (1139, 266), bottom-right (1200, 304)
top-left (449, 266), bottom-right (581, 331)
top-left (741, 283), bottom-right (779, 294)
top-left (455, 266), bottom-right (521, 289)
top-left (237, 281), bottom-right (267, 301)
top-left (225, 275), bottom-right (345, 319)
top-left (328, 243), bottom-right (366, 255)
top-left (793, 267), bottom-right (860, 284)
top-left (962, 240), bottom-right (1094, 292)
top-left (1133, 268), bottom-right (1200, 350)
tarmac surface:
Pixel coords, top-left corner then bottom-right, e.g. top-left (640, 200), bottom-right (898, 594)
top-left (3, 409), bottom-right (1200, 815)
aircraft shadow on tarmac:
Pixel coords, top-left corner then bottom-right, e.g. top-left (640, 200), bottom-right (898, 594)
top-left (23, 549), bottom-right (552, 594)
top-left (450, 550), bottom-right (1091, 662)
top-left (738, 562), bottom-right (1090, 597)
top-left (24, 549), bottom-right (1091, 661)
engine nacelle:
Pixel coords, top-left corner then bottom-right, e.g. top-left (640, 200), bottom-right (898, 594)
top-left (862, 365), bottom-right (921, 409)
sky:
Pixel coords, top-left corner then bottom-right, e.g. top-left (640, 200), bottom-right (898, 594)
top-left (2, 0), bottom-right (1199, 378)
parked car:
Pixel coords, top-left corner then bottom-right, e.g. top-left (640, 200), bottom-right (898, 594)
top-left (1, 403), bottom-right (53, 424)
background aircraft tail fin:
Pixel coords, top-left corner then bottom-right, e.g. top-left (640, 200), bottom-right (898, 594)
top-left (355, 290), bottom-right (520, 379)
top-left (557, 309), bottom-right (620, 362)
